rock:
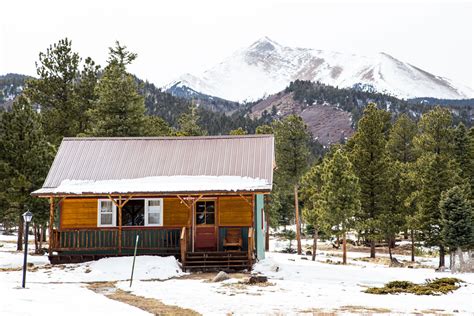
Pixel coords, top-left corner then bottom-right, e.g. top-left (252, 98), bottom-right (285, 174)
top-left (248, 274), bottom-right (268, 284)
top-left (301, 257), bottom-right (308, 260)
top-left (212, 271), bottom-right (230, 282)
top-left (305, 250), bottom-right (312, 256)
top-left (270, 264), bottom-right (279, 272)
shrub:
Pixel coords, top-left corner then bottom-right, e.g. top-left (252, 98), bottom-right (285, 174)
top-left (364, 278), bottom-right (464, 296)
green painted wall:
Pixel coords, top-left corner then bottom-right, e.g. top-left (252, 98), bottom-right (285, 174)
top-left (254, 194), bottom-right (265, 260)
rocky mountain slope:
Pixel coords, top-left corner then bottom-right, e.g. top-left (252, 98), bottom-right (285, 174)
top-left (166, 37), bottom-right (473, 102)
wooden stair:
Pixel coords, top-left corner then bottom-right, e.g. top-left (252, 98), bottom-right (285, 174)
top-left (183, 251), bottom-right (252, 271)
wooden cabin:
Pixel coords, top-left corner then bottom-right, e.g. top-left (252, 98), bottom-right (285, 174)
top-left (32, 135), bottom-right (274, 270)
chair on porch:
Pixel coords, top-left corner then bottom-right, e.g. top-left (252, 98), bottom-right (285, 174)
top-left (223, 228), bottom-right (243, 251)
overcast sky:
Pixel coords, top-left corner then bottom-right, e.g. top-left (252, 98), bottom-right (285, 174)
top-left (1, 0), bottom-right (472, 89)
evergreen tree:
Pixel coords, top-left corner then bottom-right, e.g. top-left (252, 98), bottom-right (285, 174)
top-left (24, 38), bottom-right (98, 144)
top-left (0, 96), bottom-right (54, 250)
top-left (386, 114), bottom-right (418, 261)
top-left (255, 124), bottom-right (273, 135)
top-left (142, 115), bottom-right (174, 137)
top-left (177, 104), bottom-right (208, 136)
top-left (413, 106), bottom-right (457, 267)
top-left (349, 103), bottom-right (391, 258)
top-left (229, 127), bottom-right (248, 135)
top-left (320, 149), bottom-right (360, 264)
top-left (301, 162), bottom-right (325, 261)
top-left (440, 185), bottom-right (473, 270)
top-left (453, 123), bottom-right (473, 199)
top-left (88, 42), bottom-right (146, 137)
top-left (273, 115), bottom-right (311, 254)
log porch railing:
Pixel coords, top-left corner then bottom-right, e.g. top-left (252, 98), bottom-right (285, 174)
top-left (180, 227), bottom-right (187, 265)
top-left (51, 227), bottom-right (181, 253)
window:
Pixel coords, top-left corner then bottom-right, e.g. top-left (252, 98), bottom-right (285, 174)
top-left (121, 200), bottom-right (145, 226)
top-left (196, 201), bottom-right (215, 225)
top-left (98, 199), bottom-right (116, 227)
top-left (145, 199), bottom-right (163, 226)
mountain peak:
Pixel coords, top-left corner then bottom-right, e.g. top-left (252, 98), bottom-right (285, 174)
top-left (249, 36), bottom-right (282, 52)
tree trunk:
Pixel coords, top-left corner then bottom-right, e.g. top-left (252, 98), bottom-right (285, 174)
top-left (336, 235), bottom-right (340, 248)
top-left (403, 229), bottom-right (408, 240)
top-left (312, 227), bottom-right (318, 261)
top-left (388, 237), bottom-right (393, 261)
top-left (342, 232), bottom-right (347, 264)
top-left (449, 250), bottom-right (454, 271)
top-left (17, 216), bottom-right (24, 251)
top-left (370, 239), bottom-right (376, 258)
top-left (42, 225), bottom-right (47, 242)
top-left (410, 229), bottom-right (415, 262)
top-left (33, 224), bottom-right (39, 254)
top-left (265, 212), bottom-right (270, 251)
top-left (439, 245), bottom-right (446, 268)
top-left (294, 184), bottom-right (302, 255)
top-left (39, 224), bottom-right (44, 253)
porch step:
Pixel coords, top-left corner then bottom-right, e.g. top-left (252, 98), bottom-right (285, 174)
top-left (183, 251), bottom-right (252, 271)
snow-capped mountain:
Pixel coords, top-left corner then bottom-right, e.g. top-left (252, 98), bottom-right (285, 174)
top-left (165, 37), bottom-right (473, 102)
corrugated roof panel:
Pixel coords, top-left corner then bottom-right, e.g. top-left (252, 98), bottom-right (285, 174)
top-left (40, 135), bottom-right (275, 192)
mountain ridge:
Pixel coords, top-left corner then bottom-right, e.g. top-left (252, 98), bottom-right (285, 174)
top-left (165, 37), bottom-right (473, 102)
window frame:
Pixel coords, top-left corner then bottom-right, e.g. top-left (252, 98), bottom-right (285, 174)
top-left (97, 199), bottom-right (117, 227)
top-left (144, 198), bottom-right (164, 227)
top-left (195, 200), bottom-right (216, 226)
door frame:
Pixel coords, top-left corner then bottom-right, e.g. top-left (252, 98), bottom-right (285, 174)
top-left (192, 198), bottom-right (218, 252)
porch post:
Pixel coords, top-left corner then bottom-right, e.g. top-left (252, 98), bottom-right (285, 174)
top-left (118, 195), bottom-right (122, 255)
top-left (48, 196), bottom-right (54, 255)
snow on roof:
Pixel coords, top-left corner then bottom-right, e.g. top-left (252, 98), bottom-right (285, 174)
top-left (33, 176), bottom-right (271, 195)
top-left (33, 135), bottom-right (274, 195)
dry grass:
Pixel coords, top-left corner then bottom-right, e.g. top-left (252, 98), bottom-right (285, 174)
top-left (88, 282), bottom-right (201, 316)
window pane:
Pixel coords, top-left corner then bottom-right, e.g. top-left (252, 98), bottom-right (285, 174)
top-left (101, 214), bottom-right (112, 225)
top-left (148, 212), bottom-right (161, 225)
top-left (148, 200), bottom-right (161, 207)
top-left (100, 201), bottom-right (112, 213)
top-left (206, 212), bottom-right (215, 224)
top-left (148, 206), bottom-right (160, 214)
top-left (206, 202), bottom-right (214, 213)
top-left (122, 200), bottom-right (145, 226)
top-left (196, 202), bottom-right (205, 213)
top-left (196, 212), bottom-right (205, 225)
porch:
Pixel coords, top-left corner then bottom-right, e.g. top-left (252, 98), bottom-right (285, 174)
top-left (49, 226), bottom-right (255, 270)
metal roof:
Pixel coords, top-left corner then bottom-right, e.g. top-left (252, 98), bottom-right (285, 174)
top-left (35, 135), bottom-right (274, 195)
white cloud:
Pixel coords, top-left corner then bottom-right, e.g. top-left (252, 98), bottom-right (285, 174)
top-left (0, 0), bottom-right (472, 90)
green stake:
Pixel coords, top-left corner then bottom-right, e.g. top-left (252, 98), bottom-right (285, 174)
top-left (130, 234), bottom-right (139, 287)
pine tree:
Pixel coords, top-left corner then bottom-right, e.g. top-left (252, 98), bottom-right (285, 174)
top-left (301, 162), bottom-right (325, 261)
top-left (440, 185), bottom-right (473, 270)
top-left (177, 104), bottom-right (208, 136)
top-left (320, 149), bottom-right (360, 264)
top-left (349, 103), bottom-right (391, 258)
top-left (453, 123), bottom-right (473, 199)
top-left (0, 96), bottom-right (54, 250)
top-left (413, 106), bottom-right (457, 268)
top-left (24, 38), bottom-right (98, 144)
top-left (143, 116), bottom-right (174, 136)
top-left (229, 127), bottom-right (248, 135)
top-left (273, 115), bottom-right (311, 255)
top-left (88, 42), bottom-right (146, 137)
top-left (255, 124), bottom-right (273, 135)
top-left (386, 114), bottom-right (418, 261)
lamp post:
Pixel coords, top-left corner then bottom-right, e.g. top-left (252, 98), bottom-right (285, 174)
top-left (22, 210), bottom-right (33, 288)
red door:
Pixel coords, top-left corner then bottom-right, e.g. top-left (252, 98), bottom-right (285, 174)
top-left (194, 200), bottom-right (217, 251)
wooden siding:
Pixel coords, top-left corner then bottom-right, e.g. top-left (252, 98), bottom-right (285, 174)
top-left (60, 196), bottom-right (251, 229)
top-left (163, 198), bottom-right (190, 226)
top-left (61, 198), bottom-right (97, 229)
top-left (218, 196), bottom-right (252, 226)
